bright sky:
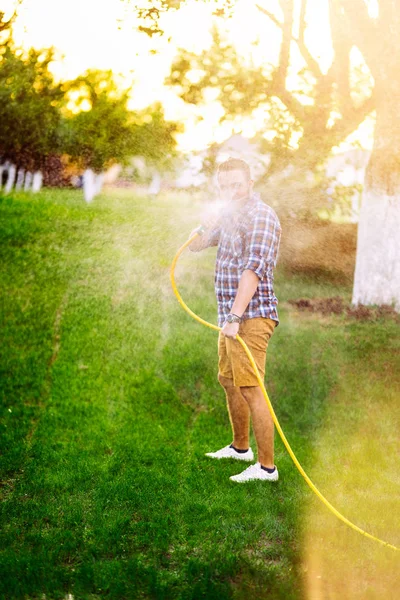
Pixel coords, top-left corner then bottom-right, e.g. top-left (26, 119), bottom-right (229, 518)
top-left (4, 0), bottom-right (374, 152)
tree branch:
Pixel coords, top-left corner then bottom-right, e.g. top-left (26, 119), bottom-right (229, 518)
top-left (330, 93), bottom-right (375, 144)
top-left (255, 4), bottom-right (282, 29)
top-left (257, 1), bottom-right (321, 78)
top-left (338, 0), bottom-right (378, 75)
top-left (270, 85), bottom-right (309, 123)
top-left (255, 2), bottom-right (309, 122)
top-left (275, 0), bottom-right (294, 89)
top-left (264, 1), bottom-right (309, 122)
top-left (297, 0), bottom-right (322, 77)
top-left (328, 1), bottom-right (351, 104)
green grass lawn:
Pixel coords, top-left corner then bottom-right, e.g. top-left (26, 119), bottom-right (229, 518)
top-left (1, 188), bottom-right (399, 600)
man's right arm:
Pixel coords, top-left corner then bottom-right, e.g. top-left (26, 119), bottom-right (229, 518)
top-left (188, 220), bottom-right (221, 252)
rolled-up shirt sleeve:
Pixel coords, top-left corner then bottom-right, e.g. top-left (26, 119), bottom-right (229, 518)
top-left (207, 226), bottom-right (221, 247)
top-left (189, 225), bottom-right (221, 252)
top-left (243, 209), bottom-right (281, 279)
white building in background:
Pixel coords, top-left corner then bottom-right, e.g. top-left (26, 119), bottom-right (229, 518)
top-left (325, 149), bottom-right (371, 222)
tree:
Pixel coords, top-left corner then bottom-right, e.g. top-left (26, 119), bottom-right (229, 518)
top-left (165, 9), bottom-right (374, 174)
top-left (125, 1), bottom-right (374, 169)
top-left (0, 8), bottom-right (178, 190)
top-left (0, 44), bottom-right (65, 172)
top-left (126, 0), bottom-right (399, 311)
top-left (63, 70), bottom-right (178, 173)
top-left (62, 70), bottom-right (138, 173)
top-left (336, 0), bottom-right (400, 310)
top-left (0, 8), bottom-right (67, 190)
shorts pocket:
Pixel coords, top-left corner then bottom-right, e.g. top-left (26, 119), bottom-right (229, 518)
top-left (242, 330), bottom-right (269, 354)
top-left (255, 318), bottom-right (275, 339)
top-left (241, 319), bottom-right (273, 350)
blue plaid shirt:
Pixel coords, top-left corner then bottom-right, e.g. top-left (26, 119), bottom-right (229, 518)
top-left (205, 192), bottom-right (281, 327)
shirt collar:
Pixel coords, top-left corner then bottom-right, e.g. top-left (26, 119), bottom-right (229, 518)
top-left (237, 191), bottom-right (259, 212)
top-left (233, 191), bottom-right (259, 222)
top-left (219, 192), bottom-right (259, 231)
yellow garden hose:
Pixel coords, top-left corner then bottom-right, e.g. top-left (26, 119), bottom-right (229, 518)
top-left (170, 233), bottom-right (399, 552)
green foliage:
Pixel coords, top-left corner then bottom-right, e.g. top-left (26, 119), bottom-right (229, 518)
top-left (130, 102), bottom-right (180, 170)
top-left (122, 0), bottom-right (234, 37)
top-left (63, 71), bottom-right (179, 172)
top-left (166, 27), bottom-right (272, 118)
top-left (62, 70), bottom-right (139, 172)
top-left (0, 45), bottom-right (65, 169)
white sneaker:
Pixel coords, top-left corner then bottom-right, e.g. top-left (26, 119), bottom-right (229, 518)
top-left (205, 444), bottom-right (254, 462)
top-left (229, 462), bottom-right (279, 483)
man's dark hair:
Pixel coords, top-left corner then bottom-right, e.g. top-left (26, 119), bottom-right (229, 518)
top-left (217, 157), bottom-right (251, 180)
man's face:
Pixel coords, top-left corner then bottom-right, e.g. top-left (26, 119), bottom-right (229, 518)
top-left (217, 169), bottom-right (253, 205)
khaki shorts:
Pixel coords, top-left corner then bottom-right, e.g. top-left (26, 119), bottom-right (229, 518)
top-left (218, 317), bottom-right (276, 387)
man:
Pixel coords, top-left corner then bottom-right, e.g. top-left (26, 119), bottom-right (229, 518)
top-left (188, 157), bottom-right (282, 483)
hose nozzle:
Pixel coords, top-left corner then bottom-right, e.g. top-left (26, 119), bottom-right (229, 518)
top-left (194, 224), bottom-right (206, 236)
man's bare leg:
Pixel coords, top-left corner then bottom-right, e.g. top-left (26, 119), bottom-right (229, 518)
top-left (218, 374), bottom-right (250, 450)
top-left (240, 385), bottom-right (274, 468)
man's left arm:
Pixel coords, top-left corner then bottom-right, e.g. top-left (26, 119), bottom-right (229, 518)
top-left (222, 210), bottom-right (281, 338)
top-left (230, 270), bottom-right (260, 319)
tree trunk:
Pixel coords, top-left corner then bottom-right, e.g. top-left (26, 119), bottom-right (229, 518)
top-left (24, 171), bottom-right (33, 192)
top-left (15, 168), bottom-right (25, 191)
top-left (4, 163), bottom-right (16, 193)
top-left (95, 173), bottom-right (104, 195)
top-left (352, 95), bottom-right (400, 311)
top-left (32, 171), bottom-right (43, 193)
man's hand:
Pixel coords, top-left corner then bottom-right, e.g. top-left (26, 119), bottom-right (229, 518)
top-left (188, 215), bottom-right (221, 252)
top-left (221, 321), bottom-right (240, 339)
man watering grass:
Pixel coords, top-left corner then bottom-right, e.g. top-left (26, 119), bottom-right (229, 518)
top-left (188, 158), bottom-right (282, 483)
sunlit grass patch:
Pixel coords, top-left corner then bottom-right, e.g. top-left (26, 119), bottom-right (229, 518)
top-left (301, 329), bottom-right (400, 599)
